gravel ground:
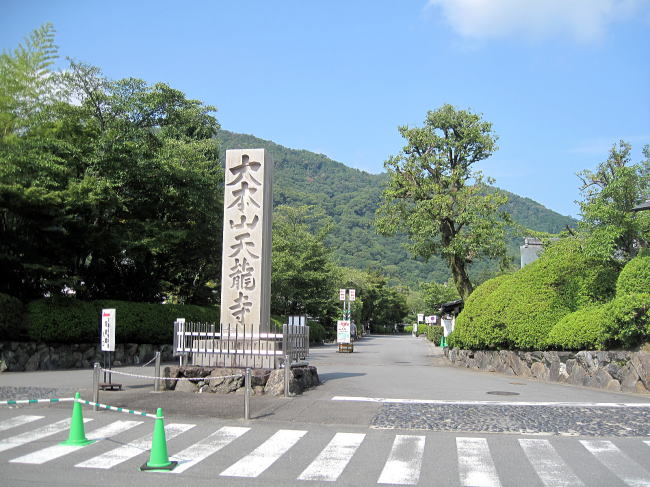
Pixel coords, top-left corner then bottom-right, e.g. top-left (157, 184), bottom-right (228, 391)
top-left (371, 403), bottom-right (650, 437)
top-left (0, 386), bottom-right (77, 401)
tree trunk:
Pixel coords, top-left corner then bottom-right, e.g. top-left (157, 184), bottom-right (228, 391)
top-left (449, 254), bottom-right (473, 301)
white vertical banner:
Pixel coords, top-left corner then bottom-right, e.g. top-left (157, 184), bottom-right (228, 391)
top-left (101, 309), bottom-right (116, 352)
top-left (339, 289), bottom-right (346, 301)
top-left (349, 289), bottom-right (356, 301)
top-left (417, 313), bottom-right (424, 323)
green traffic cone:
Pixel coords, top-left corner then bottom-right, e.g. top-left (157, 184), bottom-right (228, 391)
top-left (60, 392), bottom-right (94, 446)
top-left (140, 408), bottom-right (177, 471)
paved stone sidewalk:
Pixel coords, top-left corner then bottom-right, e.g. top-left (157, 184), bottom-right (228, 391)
top-left (371, 403), bottom-right (650, 436)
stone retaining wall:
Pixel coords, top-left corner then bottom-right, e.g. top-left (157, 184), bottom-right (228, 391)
top-left (445, 348), bottom-right (650, 394)
top-left (0, 341), bottom-right (173, 372)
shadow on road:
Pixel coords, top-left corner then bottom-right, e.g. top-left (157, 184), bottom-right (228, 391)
top-left (319, 372), bottom-right (366, 382)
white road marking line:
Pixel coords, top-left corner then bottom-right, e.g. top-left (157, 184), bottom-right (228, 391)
top-left (331, 396), bottom-right (650, 408)
top-left (457, 437), bottom-right (501, 487)
top-left (377, 435), bottom-right (425, 485)
top-left (519, 439), bottom-right (584, 487)
top-left (0, 415), bottom-right (43, 433)
top-left (0, 418), bottom-right (91, 454)
top-left (10, 420), bottom-right (142, 464)
top-left (75, 423), bottom-right (194, 469)
top-left (298, 432), bottom-right (366, 481)
top-left (220, 429), bottom-right (306, 478)
top-left (170, 426), bottom-right (250, 474)
top-left (580, 440), bottom-right (650, 487)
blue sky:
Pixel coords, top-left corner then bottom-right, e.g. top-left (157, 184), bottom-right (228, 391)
top-left (2, 0), bottom-right (649, 217)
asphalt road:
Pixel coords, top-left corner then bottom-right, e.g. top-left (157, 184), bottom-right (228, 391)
top-left (1, 334), bottom-right (649, 486)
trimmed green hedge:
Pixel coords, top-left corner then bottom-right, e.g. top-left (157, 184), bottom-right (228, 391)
top-left (547, 304), bottom-right (610, 350)
top-left (616, 256), bottom-right (650, 296)
top-left (27, 298), bottom-right (218, 344)
top-left (426, 325), bottom-right (443, 345)
top-left (416, 324), bottom-right (428, 336)
top-left (0, 293), bottom-right (26, 341)
top-left (449, 274), bottom-right (510, 349)
top-left (605, 293), bottom-right (650, 348)
top-left (451, 238), bottom-right (619, 350)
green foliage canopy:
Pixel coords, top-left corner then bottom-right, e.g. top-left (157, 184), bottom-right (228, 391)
top-left (578, 141), bottom-right (650, 261)
top-left (0, 25), bottom-right (223, 303)
top-left (271, 205), bottom-right (340, 323)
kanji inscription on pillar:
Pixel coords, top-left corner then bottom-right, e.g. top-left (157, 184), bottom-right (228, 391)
top-left (220, 149), bottom-right (273, 331)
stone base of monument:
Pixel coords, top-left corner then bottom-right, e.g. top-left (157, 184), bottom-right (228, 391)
top-left (163, 365), bottom-right (319, 396)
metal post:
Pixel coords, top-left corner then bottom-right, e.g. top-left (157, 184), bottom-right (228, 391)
top-left (92, 362), bottom-right (100, 411)
top-left (154, 351), bottom-right (161, 392)
top-left (244, 367), bottom-right (251, 420)
top-left (284, 354), bottom-right (291, 397)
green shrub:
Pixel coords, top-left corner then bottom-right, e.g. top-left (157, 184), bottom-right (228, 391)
top-left (426, 325), bottom-right (443, 345)
top-left (616, 256), bottom-right (650, 296)
top-left (404, 325), bottom-right (413, 333)
top-left (452, 238), bottom-right (619, 350)
top-left (28, 298), bottom-right (218, 344)
top-left (0, 293), bottom-right (27, 340)
top-left (308, 321), bottom-right (326, 344)
top-left (416, 324), bottom-right (428, 336)
top-left (451, 274), bottom-right (511, 349)
top-left (546, 304), bottom-right (610, 350)
top-left (605, 293), bottom-right (650, 348)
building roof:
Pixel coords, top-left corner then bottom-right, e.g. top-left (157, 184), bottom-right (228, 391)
top-left (632, 200), bottom-right (650, 212)
top-left (440, 299), bottom-right (464, 315)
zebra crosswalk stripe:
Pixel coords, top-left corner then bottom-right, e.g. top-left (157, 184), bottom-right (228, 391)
top-left (220, 429), bottom-right (307, 478)
top-left (519, 438), bottom-right (584, 487)
top-left (377, 435), bottom-right (425, 485)
top-left (298, 432), bottom-right (366, 482)
top-left (10, 420), bottom-right (142, 465)
top-left (580, 440), bottom-right (650, 487)
top-left (0, 415), bottom-right (43, 433)
top-left (170, 426), bottom-right (250, 474)
top-left (456, 437), bottom-right (501, 487)
top-left (74, 423), bottom-right (194, 469)
top-left (0, 418), bottom-right (91, 454)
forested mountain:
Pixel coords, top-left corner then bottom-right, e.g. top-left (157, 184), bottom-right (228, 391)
top-left (217, 130), bottom-right (576, 287)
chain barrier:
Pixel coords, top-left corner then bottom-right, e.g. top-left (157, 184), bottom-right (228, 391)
top-left (0, 397), bottom-right (75, 406)
top-left (139, 355), bottom-right (158, 368)
top-left (75, 397), bottom-right (158, 419)
top-left (99, 367), bottom-right (244, 381)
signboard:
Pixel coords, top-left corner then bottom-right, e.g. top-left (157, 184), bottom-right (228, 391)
top-left (101, 309), bottom-right (116, 352)
top-left (349, 289), bottom-right (356, 301)
top-left (417, 313), bottom-right (424, 323)
top-left (339, 289), bottom-right (346, 301)
top-left (289, 315), bottom-right (306, 326)
top-left (337, 320), bottom-right (351, 344)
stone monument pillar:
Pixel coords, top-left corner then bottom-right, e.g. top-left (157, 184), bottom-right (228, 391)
top-left (220, 149), bottom-right (273, 333)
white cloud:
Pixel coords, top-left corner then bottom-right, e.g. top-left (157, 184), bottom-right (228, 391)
top-left (427, 0), bottom-right (648, 42)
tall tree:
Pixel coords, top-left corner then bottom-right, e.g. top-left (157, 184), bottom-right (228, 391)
top-left (421, 278), bottom-right (460, 313)
top-left (376, 104), bottom-right (510, 300)
top-left (271, 205), bottom-right (340, 323)
top-left (577, 140), bottom-right (650, 261)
